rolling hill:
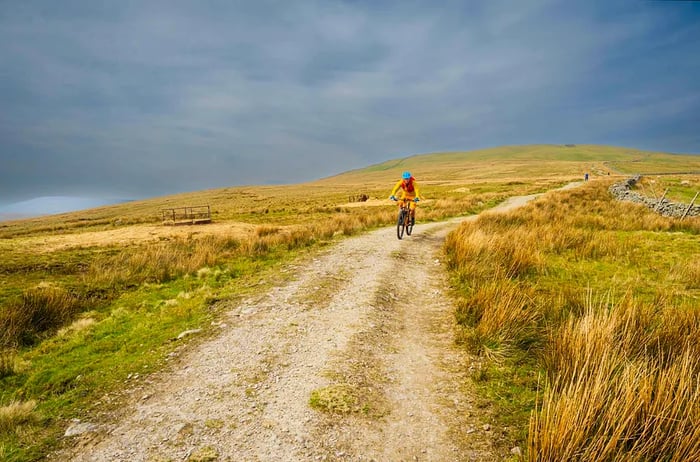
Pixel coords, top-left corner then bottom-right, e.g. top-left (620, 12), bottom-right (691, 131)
top-left (2, 144), bottom-right (698, 239)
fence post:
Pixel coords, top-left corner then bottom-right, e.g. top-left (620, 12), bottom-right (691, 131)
top-left (682, 191), bottom-right (699, 220)
top-left (655, 188), bottom-right (669, 212)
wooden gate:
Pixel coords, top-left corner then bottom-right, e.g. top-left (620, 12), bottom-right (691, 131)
top-left (162, 205), bottom-right (211, 225)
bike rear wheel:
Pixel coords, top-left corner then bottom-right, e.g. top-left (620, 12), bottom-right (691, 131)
top-left (406, 210), bottom-right (414, 235)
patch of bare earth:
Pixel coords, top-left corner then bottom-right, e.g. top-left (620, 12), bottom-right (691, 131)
top-left (53, 189), bottom-right (564, 462)
top-left (14, 222), bottom-right (257, 253)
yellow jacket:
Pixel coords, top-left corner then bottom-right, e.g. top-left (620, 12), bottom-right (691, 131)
top-left (391, 177), bottom-right (421, 199)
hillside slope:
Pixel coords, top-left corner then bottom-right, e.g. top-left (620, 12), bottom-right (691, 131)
top-left (3, 144), bottom-right (697, 239)
top-left (319, 144), bottom-right (700, 185)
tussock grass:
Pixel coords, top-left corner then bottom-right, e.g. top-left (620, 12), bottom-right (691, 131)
top-left (538, 294), bottom-right (698, 387)
top-left (444, 180), bottom-right (700, 457)
top-left (0, 350), bottom-right (18, 379)
top-left (254, 225), bottom-right (280, 237)
top-left (677, 259), bottom-right (700, 289)
top-left (0, 285), bottom-right (82, 347)
top-left (445, 220), bottom-right (544, 282)
top-left (530, 349), bottom-right (700, 461)
top-left (456, 281), bottom-right (541, 359)
top-left (0, 401), bottom-right (40, 434)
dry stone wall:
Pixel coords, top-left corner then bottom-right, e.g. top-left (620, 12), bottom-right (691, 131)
top-left (609, 176), bottom-right (700, 218)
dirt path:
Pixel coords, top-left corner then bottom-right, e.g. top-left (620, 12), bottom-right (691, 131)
top-left (55, 188), bottom-right (572, 462)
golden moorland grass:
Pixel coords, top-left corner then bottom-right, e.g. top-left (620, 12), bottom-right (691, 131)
top-left (444, 179), bottom-right (700, 460)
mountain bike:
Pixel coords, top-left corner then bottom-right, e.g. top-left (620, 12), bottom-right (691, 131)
top-left (394, 198), bottom-right (415, 240)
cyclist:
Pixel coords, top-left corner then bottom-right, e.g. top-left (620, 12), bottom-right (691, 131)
top-left (389, 171), bottom-right (422, 225)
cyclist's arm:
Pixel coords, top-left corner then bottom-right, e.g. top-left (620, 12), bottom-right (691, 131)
top-left (413, 181), bottom-right (422, 200)
top-left (390, 180), bottom-right (402, 197)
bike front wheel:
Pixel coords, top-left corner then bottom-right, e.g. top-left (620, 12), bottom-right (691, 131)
top-left (397, 209), bottom-right (406, 239)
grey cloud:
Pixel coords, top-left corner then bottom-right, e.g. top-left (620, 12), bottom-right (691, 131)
top-left (1, 0), bottom-right (699, 207)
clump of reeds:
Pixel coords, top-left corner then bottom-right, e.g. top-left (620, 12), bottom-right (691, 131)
top-left (0, 285), bottom-right (81, 347)
top-left (531, 284), bottom-right (700, 460)
top-left (444, 218), bottom-right (544, 282)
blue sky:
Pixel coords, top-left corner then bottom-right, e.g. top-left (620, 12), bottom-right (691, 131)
top-left (1, 0), bottom-right (699, 209)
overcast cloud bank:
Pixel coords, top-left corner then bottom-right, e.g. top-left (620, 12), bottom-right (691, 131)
top-left (1, 0), bottom-right (699, 210)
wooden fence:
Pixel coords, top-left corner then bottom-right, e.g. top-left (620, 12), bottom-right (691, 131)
top-left (162, 205), bottom-right (211, 225)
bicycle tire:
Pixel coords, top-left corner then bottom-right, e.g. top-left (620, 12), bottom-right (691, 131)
top-left (406, 213), bottom-right (413, 235)
top-left (397, 209), bottom-right (405, 239)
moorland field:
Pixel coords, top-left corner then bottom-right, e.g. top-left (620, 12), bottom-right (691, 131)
top-left (1, 144), bottom-right (699, 461)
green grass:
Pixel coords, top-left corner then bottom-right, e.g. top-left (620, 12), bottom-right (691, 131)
top-left (468, 353), bottom-right (540, 443)
top-left (0, 247), bottom-right (303, 461)
top-left (634, 174), bottom-right (700, 203)
top-left (309, 384), bottom-right (360, 414)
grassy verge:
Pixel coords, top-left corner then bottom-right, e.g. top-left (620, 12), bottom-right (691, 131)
top-left (444, 179), bottom-right (700, 459)
top-left (0, 250), bottom-right (298, 461)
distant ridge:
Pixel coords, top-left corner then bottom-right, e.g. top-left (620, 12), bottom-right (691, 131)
top-left (0, 196), bottom-right (133, 221)
top-left (3, 145), bottom-right (698, 224)
top-left (318, 144), bottom-right (700, 184)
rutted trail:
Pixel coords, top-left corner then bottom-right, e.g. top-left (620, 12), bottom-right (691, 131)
top-left (310, 221), bottom-right (497, 461)
top-left (57, 188), bottom-right (570, 461)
